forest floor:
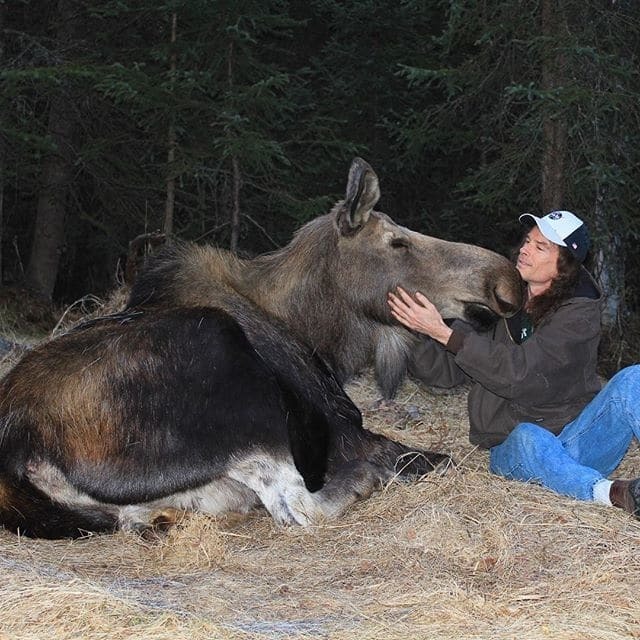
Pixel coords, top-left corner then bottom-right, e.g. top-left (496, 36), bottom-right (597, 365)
top-left (0, 293), bottom-right (639, 640)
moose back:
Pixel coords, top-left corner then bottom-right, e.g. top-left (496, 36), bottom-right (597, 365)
top-left (0, 158), bottom-right (522, 538)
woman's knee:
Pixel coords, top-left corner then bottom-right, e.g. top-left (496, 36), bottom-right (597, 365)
top-left (608, 364), bottom-right (640, 391)
top-left (504, 422), bottom-right (547, 451)
top-left (489, 422), bottom-right (547, 478)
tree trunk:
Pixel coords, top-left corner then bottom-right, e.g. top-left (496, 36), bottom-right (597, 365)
top-left (593, 203), bottom-right (622, 328)
top-left (25, 0), bottom-right (77, 300)
top-left (0, 145), bottom-right (4, 284)
top-left (540, 0), bottom-right (567, 213)
top-left (25, 98), bottom-right (75, 300)
top-left (227, 38), bottom-right (241, 253)
top-left (0, 2), bottom-right (6, 282)
top-left (230, 155), bottom-right (241, 253)
top-left (163, 12), bottom-right (178, 236)
top-left (591, 89), bottom-right (622, 329)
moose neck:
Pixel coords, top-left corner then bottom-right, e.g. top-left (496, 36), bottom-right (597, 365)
top-left (235, 216), bottom-right (358, 371)
top-left (160, 213), bottom-right (378, 384)
top-left (241, 216), bottom-right (336, 322)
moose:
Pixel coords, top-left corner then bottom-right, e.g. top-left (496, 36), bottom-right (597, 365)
top-left (0, 158), bottom-right (522, 539)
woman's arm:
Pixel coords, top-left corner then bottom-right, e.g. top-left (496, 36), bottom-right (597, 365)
top-left (388, 287), bottom-right (600, 404)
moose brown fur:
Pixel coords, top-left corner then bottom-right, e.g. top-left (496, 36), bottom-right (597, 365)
top-left (0, 158), bottom-right (522, 538)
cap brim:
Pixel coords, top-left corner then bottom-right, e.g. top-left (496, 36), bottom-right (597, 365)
top-left (519, 213), bottom-right (567, 247)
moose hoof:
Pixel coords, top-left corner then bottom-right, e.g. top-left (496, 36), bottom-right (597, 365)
top-left (122, 507), bottom-right (186, 541)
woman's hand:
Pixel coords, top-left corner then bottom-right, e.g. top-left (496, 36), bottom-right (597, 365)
top-left (387, 286), bottom-right (453, 345)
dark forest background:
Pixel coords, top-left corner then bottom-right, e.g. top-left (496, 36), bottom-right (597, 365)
top-left (1, 0), bottom-right (639, 367)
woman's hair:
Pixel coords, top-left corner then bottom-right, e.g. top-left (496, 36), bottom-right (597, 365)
top-left (512, 236), bottom-right (582, 327)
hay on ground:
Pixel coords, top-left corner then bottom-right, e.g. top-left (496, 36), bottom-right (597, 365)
top-left (0, 370), bottom-right (639, 640)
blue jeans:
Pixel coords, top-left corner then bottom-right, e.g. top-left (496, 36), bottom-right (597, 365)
top-left (489, 365), bottom-right (640, 501)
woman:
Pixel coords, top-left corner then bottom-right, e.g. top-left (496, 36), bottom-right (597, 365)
top-left (388, 210), bottom-right (640, 517)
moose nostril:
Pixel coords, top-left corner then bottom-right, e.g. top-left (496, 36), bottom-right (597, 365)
top-left (493, 280), bottom-right (524, 316)
top-left (496, 297), bottom-right (520, 316)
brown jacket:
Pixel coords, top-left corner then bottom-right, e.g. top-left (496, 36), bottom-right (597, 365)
top-left (409, 268), bottom-right (603, 448)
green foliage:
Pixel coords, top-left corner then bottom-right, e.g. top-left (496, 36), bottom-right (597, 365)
top-left (389, 1), bottom-right (640, 261)
top-left (2, 0), bottom-right (640, 345)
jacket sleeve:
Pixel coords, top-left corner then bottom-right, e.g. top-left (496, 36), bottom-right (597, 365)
top-left (453, 299), bottom-right (600, 403)
top-left (408, 320), bottom-right (470, 388)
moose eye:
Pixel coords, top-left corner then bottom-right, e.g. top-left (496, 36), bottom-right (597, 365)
top-left (390, 237), bottom-right (409, 249)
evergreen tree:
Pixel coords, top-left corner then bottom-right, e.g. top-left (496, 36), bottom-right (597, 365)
top-left (302, 0), bottom-right (443, 223)
top-left (2, 0), bottom-right (640, 370)
top-left (393, 1), bottom-right (640, 325)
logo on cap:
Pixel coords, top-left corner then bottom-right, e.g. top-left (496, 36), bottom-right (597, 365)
top-left (548, 212), bottom-right (563, 220)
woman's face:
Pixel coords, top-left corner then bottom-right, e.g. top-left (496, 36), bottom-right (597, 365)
top-left (516, 226), bottom-right (560, 293)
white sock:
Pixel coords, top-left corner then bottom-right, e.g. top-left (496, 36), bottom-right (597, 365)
top-left (592, 479), bottom-right (613, 505)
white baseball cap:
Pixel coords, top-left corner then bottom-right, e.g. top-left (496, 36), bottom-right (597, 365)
top-left (519, 210), bottom-right (590, 262)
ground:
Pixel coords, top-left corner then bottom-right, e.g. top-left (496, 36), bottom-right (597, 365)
top-left (0, 360), bottom-right (638, 640)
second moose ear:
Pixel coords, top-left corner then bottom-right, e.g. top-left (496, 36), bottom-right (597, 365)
top-left (336, 157), bottom-right (380, 237)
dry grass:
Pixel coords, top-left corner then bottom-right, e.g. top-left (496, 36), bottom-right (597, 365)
top-left (1, 357), bottom-right (639, 639)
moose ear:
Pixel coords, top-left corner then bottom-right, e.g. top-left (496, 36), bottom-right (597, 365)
top-left (337, 157), bottom-right (380, 236)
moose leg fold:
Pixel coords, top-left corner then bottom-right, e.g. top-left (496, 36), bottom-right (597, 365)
top-left (226, 452), bottom-right (389, 526)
